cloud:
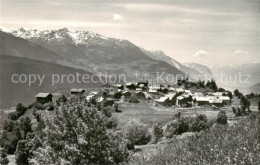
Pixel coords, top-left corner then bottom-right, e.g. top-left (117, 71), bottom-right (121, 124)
top-left (193, 50), bottom-right (212, 57)
top-left (113, 14), bottom-right (124, 21)
top-left (234, 50), bottom-right (248, 55)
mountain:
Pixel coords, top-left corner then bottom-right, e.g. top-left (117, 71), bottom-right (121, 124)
top-left (0, 30), bottom-right (65, 63)
top-left (183, 63), bottom-right (213, 79)
top-left (249, 83), bottom-right (260, 94)
top-left (141, 49), bottom-right (204, 80)
top-left (211, 63), bottom-right (260, 94)
top-left (0, 54), bottom-right (101, 109)
top-left (2, 28), bottom-right (185, 81)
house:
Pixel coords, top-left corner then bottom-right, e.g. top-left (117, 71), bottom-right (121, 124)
top-left (125, 82), bottom-right (137, 90)
top-left (116, 84), bottom-right (124, 90)
top-left (155, 97), bottom-right (170, 106)
top-left (137, 80), bottom-right (149, 87)
top-left (148, 86), bottom-right (160, 93)
top-left (70, 88), bottom-right (85, 95)
top-left (195, 97), bottom-right (210, 106)
top-left (211, 98), bottom-right (224, 107)
top-left (101, 84), bottom-right (118, 95)
top-left (219, 96), bottom-right (231, 105)
top-left (35, 93), bottom-right (53, 104)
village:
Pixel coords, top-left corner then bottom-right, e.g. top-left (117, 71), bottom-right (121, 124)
top-left (35, 78), bottom-right (232, 110)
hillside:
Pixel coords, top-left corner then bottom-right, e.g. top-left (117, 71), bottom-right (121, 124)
top-left (183, 63), bottom-right (213, 78)
top-left (0, 54), bottom-right (101, 109)
top-left (141, 49), bottom-right (204, 80)
top-left (0, 31), bottom-right (64, 63)
top-left (2, 28), bottom-right (185, 80)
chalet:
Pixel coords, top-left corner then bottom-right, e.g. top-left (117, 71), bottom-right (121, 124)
top-left (211, 98), bottom-right (224, 107)
top-left (195, 97), bottom-right (210, 106)
top-left (116, 84), bottom-right (124, 90)
top-left (155, 97), bottom-right (170, 106)
top-left (35, 93), bottom-right (53, 104)
top-left (219, 96), bottom-right (231, 105)
top-left (70, 88), bottom-right (85, 95)
top-left (101, 84), bottom-right (117, 95)
top-left (126, 82), bottom-right (137, 90)
top-left (148, 86), bottom-right (160, 93)
top-left (137, 80), bottom-right (149, 87)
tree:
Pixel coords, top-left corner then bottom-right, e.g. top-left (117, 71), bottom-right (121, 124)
top-left (32, 102), bottom-right (128, 164)
top-left (114, 92), bottom-right (122, 99)
top-left (0, 148), bottom-right (9, 165)
top-left (218, 88), bottom-right (225, 92)
top-left (15, 140), bottom-right (30, 165)
top-left (19, 117), bottom-right (32, 139)
top-left (153, 123), bottom-right (164, 143)
top-left (258, 101), bottom-right (260, 111)
top-left (190, 114), bottom-right (208, 132)
top-left (216, 110), bottom-right (228, 125)
top-left (240, 96), bottom-right (250, 111)
top-left (234, 89), bottom-right (240, 96)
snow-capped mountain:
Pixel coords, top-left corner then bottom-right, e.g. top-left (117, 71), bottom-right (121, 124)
top-left (2, 27), bottom-right (134, 48)
top-left (0, 27), bottom-right (185, 81)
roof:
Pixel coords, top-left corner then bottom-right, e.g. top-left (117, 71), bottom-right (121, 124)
top-left (126, 82), bottom-right (134, 86)
top-left (156, 97), bottom-right (169, 102)
top-left (219, 96), bottom-right (230, 101)
top-left (213, 99), bottom-right (223, 104)
top-left (35, 93), bottom-right (52, 98)
top-left (70, 88), bottom-right (85, 93)
top-left (195, 97), bottom-right (209, 102)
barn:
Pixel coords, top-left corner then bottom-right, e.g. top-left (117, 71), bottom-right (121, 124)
top-left (35, 93), bottom-right (53, 104)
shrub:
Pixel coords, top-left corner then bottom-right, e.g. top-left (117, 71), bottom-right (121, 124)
top-left (165, 117), bottom-right (190, 138)
top-left (56, 94), bottom-right (67, 106)
top-left (153, 123), bottom-right (164, 143)
top-left (103, 99), bottom-right (114, 107)
top-left (114, 92), bottom-right (122, 99)
top-left (124, 124), bottom-right (151, 148)
top-left (34, 103), bottom-right (45, 110)
top-left (8, 112), bottom-right (18, 120)
top-left (102, 107), bottom-right (112, 118)
top-left (129, 97), bottom-right (139, 103)
top-left (216, 110), bottom-right (228, 125)
top-left (190, 114), bottom-right (208, 132)
top-left (3, 120), bottom-right (15, 132)
top-left (0, 148), bottom-right (9, 165)
top-left (15, 140), bottom-right (30, 165)
top-left (46, 102), bottom-right (54, 111)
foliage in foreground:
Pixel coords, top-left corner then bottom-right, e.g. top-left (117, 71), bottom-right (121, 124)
top-left (130, 116), bottom-right (260, 165)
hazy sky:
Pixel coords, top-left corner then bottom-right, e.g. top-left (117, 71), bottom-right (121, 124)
top-left (0, 0), bottom-right (259, 66)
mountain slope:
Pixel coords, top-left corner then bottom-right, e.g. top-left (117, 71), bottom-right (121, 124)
top-left (0, 31), bottom-right (65, 63)
top-left (183, 63), bottom-right (213, 78)
top-left (0, 54), bottom-right (101, 109)
top-left (141, 49), bottom-right (206, 80)
top-left (2, 28), bottom-right (185, 80)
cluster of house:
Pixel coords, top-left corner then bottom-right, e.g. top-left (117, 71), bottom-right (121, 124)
top-left (34, 79), bottom-right (231, 108)
top-left (176, 91), bottom-right (231, 107)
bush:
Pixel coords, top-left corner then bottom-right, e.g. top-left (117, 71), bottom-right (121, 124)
top-left (102, 107), bottom-right (112, 118)
top-left (114, 92), bottom-right (122, 99)
top-left (46, 102), bottom-right (54, 111)
top-left (56, 95), bottom-right (67, 106)
top-left (124, 124), bottom-right (151, 148)
top-left (190, 114), bottom-right (208, 132)
top-left (103, 99), bottom-right (114, 107)
top-left (0, 148), bottom-right (9, 165)
top-left (129, 97), bottom-right (139, 103)
top-left (34, 103), bottom-right (45, 110)
top-left (165, 117), bottom-right (190, 138)
top-left (3, 120), bottom-right (15, 132)
top-left (216, 110), bottom-right (228, 125)
top-left (153, 123), bottom-right (163, 143)
top-left (8, 112), bottom-right (18, 120)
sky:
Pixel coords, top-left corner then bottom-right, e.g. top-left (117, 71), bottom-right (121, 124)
top-left (0, 0), bottom-right (259, 66)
